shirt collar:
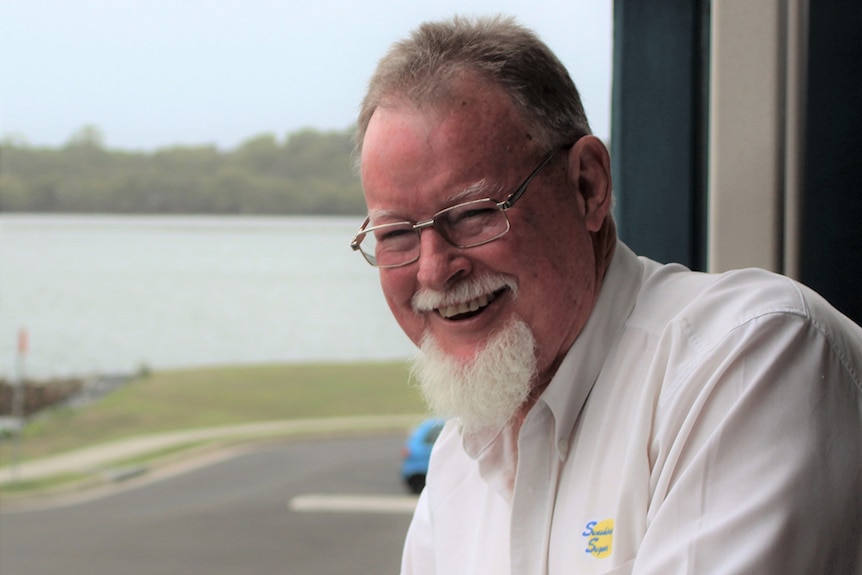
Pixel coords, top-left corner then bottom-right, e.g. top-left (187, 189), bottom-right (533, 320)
top-left (540, 240), bottom-right (642, 459)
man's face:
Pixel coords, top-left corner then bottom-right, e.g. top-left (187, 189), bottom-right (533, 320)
top-left (360, 77), bottom-right (603, 387)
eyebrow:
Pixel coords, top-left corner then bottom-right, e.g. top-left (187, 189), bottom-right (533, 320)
top-left (449, 179), bottom-right (491, 203)
top-left (367, 179), bottom-right (493, 223)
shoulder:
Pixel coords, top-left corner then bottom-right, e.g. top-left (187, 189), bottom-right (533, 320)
top-left (637, 260), bottom-right (857, 347)
top-left (632, 261), bottom-right (807, 332)
top-left (626, 260), bottom-right (862, 396)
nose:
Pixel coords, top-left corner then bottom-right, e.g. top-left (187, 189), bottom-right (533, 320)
top-left (415, 226), bottom-right (471, 290)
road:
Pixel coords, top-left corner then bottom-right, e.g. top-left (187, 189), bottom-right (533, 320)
top-left (0, 433), bottom-right (416, 575)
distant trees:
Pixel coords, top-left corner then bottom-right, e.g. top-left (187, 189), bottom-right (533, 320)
top-left (0, 126), bottom-right (367, 215)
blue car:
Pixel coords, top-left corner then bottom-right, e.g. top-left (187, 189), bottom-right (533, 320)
top-left (400, 418), bottom-right (445, 494)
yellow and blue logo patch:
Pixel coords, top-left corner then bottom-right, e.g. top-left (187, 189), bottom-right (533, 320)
top-left (582, 519), bottom-right (614, 559)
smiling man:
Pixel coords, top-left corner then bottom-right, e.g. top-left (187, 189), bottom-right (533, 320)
top-left (350, 15), bottom-right (862, 575)
top-left (359, 70), bottom-right (611, 433)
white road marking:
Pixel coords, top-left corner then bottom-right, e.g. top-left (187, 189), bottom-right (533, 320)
top-left (289, 494), bottom-right (419, 514)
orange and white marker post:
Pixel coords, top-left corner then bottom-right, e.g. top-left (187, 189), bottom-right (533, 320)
top-left (9, 328), bottom-right (28, 480)
top-left (12, 327), bottom-right (28, 402)
top-left (17, 328), bottom-right (28, 358)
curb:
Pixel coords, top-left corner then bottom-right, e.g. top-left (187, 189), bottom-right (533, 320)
top-left (0, 414), bottom-right (424, 485)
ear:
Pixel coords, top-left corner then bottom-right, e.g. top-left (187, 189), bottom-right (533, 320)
top-left (566, 135), bottom-right (612, 233)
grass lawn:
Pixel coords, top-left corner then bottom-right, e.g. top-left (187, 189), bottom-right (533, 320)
top-left (0, 361), bottom-right (426, 465)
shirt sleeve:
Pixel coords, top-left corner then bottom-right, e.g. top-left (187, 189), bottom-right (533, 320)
top-left (632, 311), bottom-right (862, 574)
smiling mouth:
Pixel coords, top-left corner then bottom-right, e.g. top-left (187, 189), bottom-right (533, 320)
top-left (437, 288), bottom-right (508, 320)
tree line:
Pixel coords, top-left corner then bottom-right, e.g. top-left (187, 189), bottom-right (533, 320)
top-left (0, 125), bottom-right (367, 215)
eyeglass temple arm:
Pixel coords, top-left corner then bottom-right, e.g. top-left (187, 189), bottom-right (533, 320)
top-left (499, 145), bottom-right (570, 211)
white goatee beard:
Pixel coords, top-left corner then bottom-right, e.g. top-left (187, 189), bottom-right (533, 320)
top-left (409, 318), bottom-right (538, 433)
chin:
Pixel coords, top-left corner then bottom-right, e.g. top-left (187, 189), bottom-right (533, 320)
top-left (409, 318), bottom-right (539, 432)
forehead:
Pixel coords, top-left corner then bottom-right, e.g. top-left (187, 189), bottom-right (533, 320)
top-left (365, 74), bottom-right (534, 154)
top-left (360, 77), bottom-right (538, 218)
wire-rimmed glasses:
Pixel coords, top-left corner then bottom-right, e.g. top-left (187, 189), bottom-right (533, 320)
top-left (350, 146), bottom-right (564, 268)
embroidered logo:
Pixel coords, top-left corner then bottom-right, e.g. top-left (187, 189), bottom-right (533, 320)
top-left (582, 519), bottom-right (614, 559)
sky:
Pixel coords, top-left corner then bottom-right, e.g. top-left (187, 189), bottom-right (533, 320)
top-left (1, 0), bottom-right (612, 151)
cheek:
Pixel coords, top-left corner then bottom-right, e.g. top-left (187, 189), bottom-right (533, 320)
top-left (380, 270), bottom-right (424, 343)
top-left (512, 219), bottom-right (597, 320)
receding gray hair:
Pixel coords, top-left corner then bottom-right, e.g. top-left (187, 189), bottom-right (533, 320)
top-left (356, 15), bottom-right (592, 156)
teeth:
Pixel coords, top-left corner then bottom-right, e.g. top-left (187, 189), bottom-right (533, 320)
top-left (439, 293), bottom-right (493, 319)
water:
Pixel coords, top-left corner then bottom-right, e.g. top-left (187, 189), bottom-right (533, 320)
top-left (0, 214), bottom-right (415, 380)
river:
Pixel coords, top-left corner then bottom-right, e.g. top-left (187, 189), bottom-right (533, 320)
top-left (0, 214), bottom-right (415, 379)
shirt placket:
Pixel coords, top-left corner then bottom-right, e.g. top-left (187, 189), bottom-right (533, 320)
top-left (509, 404), bottom-right (560, 575)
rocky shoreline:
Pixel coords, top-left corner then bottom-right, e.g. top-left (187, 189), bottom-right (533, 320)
top-left (0, 374), bottom-right (132, 419)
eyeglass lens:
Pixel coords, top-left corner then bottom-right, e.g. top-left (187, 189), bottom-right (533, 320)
top-left (359, 198), bottom-right (509, 267)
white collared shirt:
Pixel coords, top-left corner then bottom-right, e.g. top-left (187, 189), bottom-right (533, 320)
top-left (401, 241), bottom-right (862, 575)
